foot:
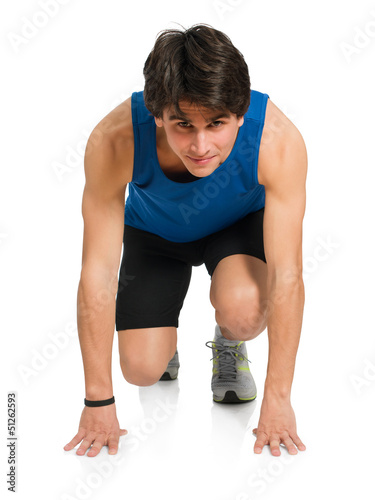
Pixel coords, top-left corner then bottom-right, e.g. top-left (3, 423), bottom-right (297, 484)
top-left (206, 325), bottom-right (257, 403)
top-left (159, 350), bottom-right (180, 381)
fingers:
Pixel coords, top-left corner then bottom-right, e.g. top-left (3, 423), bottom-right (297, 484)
top-left (87, 433), bottom-right (106, 457)
top-left (64, 430), bottom-right (86, 451)
top-left (280, 435), bottom-right (297, 455)
top-left (290, 432), bottom-right (306, 451)
top-left (76, 433), bottom-right (96, 456)
top-left (254, 430), bottom-right (267, 454)
top-left (64, 429), bottom-right (129, 457)
top-left (270, 436), bottom-right (281, 456)
top-left (253, 429), bottom-right (306, 456)
top-left (107, 434), bottom-right (120, 455)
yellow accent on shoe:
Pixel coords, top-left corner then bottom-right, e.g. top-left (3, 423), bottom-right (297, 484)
top-left (239, 394), bottom-right (257, 401)
top-left (238, 366), bottom-right (250, 372)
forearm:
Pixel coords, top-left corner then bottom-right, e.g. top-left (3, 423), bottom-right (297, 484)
top-left (77, 271), bottom-right (118, 400)
top-left (264, 278), bottom-right (305, 399)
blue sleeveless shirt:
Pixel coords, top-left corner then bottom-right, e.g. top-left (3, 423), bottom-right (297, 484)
top-left (124, 89), bottom-right (269, 242)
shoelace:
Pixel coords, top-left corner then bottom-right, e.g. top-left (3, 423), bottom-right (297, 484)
top-left (205, 340), bottom-right (251, 379)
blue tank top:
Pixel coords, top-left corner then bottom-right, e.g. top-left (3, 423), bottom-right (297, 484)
top-left (124, 89), bottom-right (269, 242)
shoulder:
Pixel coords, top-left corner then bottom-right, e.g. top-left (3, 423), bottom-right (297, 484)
top-left (85, 96), bottom-right (134, 187)
top-left (258, 98), bottom-right (307, 191)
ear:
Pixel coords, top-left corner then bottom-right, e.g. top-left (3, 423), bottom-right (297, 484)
top-left (238, 116), bottom-right (244, 127)
top-left (154, 116), bottom-right (164, 128)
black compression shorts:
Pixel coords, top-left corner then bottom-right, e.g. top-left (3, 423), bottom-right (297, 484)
top-left (115, 207), bottom-right (266, 331)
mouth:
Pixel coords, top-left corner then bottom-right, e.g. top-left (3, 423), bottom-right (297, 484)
top-left (186, 155), bottom-right (216, 165)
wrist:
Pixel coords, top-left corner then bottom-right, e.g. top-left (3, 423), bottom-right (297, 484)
top-left (84, 396), bottom-right (115, 407)
top-left (264, 383), bottom-right (291, 402)
top-left (85, 385), bottom-right (113, 400)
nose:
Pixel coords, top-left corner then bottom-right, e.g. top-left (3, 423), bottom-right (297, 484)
top-left (190, 131), bottom-right (210, 157)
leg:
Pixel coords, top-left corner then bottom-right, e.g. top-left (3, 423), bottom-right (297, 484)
top-left (118, 327), bottom-right (177, 386)
top-left (210, 254), bottom-right (268, 341)
top-left (115, 225), bottom-right (193, 386)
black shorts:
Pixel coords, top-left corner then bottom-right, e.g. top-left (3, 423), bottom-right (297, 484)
top-left (115, 207), bottom-right (266, 331)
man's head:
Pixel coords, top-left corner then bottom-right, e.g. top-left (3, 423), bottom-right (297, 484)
top-left (143, 24), bottom-right (250, 177)
top-left (143, 24), bottom-right (250, 119)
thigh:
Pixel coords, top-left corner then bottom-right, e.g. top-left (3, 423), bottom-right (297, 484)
top-left (203, 207), bottom-right (267, 278)
top-left (115, 225), bottom-right (192, 331)
top-left (205, 208), bottom-right (268, 316)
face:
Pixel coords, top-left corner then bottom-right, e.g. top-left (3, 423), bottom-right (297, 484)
top-left (154, 102), bottom-right (244, 178)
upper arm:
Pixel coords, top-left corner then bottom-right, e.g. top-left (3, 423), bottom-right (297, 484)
top-left (80, 131), bottom-right (130, 281)
top-left (260, 123), bottom-right (308, 283)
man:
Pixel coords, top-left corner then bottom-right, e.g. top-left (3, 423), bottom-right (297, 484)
top-left (64, 24), bottom-right (307, 459)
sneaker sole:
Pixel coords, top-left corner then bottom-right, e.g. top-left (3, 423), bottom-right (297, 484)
top-left (159, 372), bottom-right (178, 381)
top-left (213, 390), bottom-right (257, 404)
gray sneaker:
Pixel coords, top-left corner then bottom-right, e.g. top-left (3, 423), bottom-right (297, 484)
top-left (205, 325), bottom-right (257, 403)
top-left (159, 350), bottom-right (180, 381)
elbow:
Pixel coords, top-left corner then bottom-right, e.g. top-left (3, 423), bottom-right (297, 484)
top-left (79, 265), bottom-right (119, 297)
top-left (267, 265), bottom-right (304, 289)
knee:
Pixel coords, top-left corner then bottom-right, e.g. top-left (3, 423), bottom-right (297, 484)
top-left (212, 286), bottom-right (268, 341)
top-left (120, 356), bottom-right (168, 387)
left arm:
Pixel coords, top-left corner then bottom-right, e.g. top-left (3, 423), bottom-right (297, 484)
top-left (253, 120), bottom-right (308, 456)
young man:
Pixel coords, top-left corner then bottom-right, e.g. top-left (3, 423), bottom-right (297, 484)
top-left (64, 24), bottom-right (307, 459)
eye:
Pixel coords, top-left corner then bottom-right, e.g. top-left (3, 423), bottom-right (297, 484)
top-left (177, 122), bottom-right (191, 128)
top-left (211, 121), bottom-right (224, 127)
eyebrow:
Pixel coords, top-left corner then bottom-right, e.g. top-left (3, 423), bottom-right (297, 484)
top-left (168, 112), bottom-right (231, 122)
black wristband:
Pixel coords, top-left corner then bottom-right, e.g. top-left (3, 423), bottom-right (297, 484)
top-left (84, 396), bottom-right (115, 407)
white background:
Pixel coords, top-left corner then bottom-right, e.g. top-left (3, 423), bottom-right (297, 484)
top-left (1, 0), bottom-right (375, 498)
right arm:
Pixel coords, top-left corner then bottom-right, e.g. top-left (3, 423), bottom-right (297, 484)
top-left (64, 103), bottom-right (133, 457)
top-left (78, 141), bottom-right (127, 403)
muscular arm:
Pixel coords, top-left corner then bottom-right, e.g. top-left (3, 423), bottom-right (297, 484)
top-left (253, 110), bottom-right (308, 455)
top-left (64, 101), bottom-right (133, 456)
top-left (78, 142), bottom-right (127, 400)
top-left (262, 124), bottom-right (307, 397)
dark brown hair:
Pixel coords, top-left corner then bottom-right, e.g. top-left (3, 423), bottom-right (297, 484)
top-left (143, 24), bottom-right (251, 119)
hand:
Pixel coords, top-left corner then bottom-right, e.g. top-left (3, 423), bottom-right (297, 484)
top-left (64, 404), bottom-right (128, 457)
top-left (252, 394), bottom-right (306, 456)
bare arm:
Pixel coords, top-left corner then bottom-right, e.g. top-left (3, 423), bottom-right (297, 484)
top-left (253, 112), bottom-right (308, 456)
top-left (78, 149), bottom-right (126, 401)
top-left (64, 106), bottom-right (133, 456)
top-left (262, 125), bottom-right (307, 398)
